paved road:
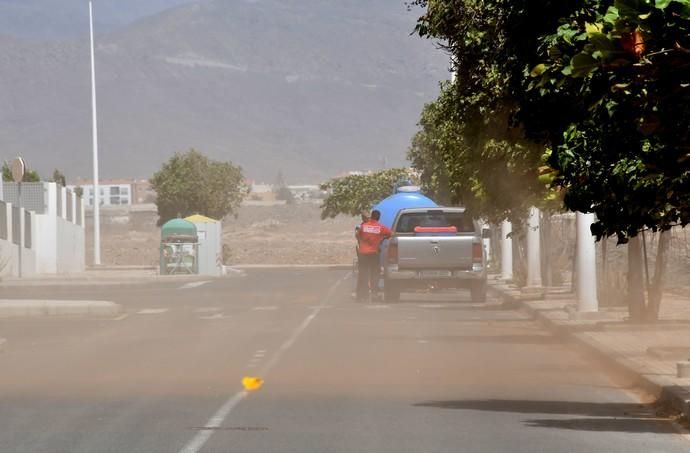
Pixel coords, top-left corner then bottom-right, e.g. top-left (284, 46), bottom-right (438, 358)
top-left (0, 269), bottom-right (688, 452)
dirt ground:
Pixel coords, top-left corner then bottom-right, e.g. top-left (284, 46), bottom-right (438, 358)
top-left (86, 203), bottom-right (358, 266)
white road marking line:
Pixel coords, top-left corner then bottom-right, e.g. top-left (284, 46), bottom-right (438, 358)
top-left (417, 304), bottom-right (446, 309)
top-left (178, 391), bottom-right (248, 453)
top-left (365, 304), bottom-right (390, 309)
top-left (198, 314), bottom-right (227, 320)
top-left (178, 273), bottom-right (349, 453)
top-left (253, 352), bottom-right (266, 358)
top-left (252, 306), bottom-right (278, 311)
top-left (194, 307), bottom-right (222, 313)
top-left (136, 308), bottom-right (169, 315)
top-left (178, 281), bottom-right (212, 290)
top-left (112, 313), bottom-right (129, 321)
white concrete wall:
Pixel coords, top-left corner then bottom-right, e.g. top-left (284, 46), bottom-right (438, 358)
top-left (34, 184), bottom-right (58, 274)
top-left (33, 184), bottom-right (85, 274)
top-left (56, 219), bottom-right (85, 273)
top-left (0, 238), bottom-right (37, 277)
top-left (5, 183), bottom-right (86, 276)
top-left (194, 221), bottom-right (223, 277)
top-left (0, 204), bottom-right (38, 278)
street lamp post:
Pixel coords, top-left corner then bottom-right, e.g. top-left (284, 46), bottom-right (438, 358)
top-left (89, 0), bottom-right (101, 265)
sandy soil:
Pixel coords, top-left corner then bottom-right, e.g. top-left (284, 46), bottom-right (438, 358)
top-left (86, 203), bottom-right (358, 266)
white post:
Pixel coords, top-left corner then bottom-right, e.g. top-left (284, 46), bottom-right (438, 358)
top-left (527, 207), bottom-right (542, 287)
top-left (60, 186), bottom-right (67, 220)
top-left (576, 212), bottom-right (598, 312)
top-left (89, 1), bottom-right (101, 265)
top-left (17, 183), bottom-right (23, 278)
top-left (501, 220), bottom-right (513, 281)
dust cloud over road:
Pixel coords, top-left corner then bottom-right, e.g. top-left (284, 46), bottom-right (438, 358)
top-left (0, 269), bottom-right (688, 452)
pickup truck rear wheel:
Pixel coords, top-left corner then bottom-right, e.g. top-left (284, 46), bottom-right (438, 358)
top-left (470, 281), bottom-right (487, 304)
top-left (384, 280), bottom-right (400, 303)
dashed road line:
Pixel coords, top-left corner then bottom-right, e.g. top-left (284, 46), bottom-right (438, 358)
top-left (251, 306), bottom-right (278, 311)
top-left (178, 272), bottom-right (350, 453)
top-left (178, 281), bottom-right (212, 290)
top-left (198, 313), bottom-right (227, 320)
top-left (136, 308), bottom-right (169, 315)
top-left (417, 304), bottom-right (446, 309)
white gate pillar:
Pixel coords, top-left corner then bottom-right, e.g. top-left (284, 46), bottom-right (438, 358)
top-left (527, 207), bottom-right (542, 287)
top-left (501, 220), bottom-right (513, 281)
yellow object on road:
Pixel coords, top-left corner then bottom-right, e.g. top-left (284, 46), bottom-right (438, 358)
top-left (242, 376), bottom-right (264, 391)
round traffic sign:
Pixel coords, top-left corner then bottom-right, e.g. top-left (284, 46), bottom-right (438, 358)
top-left (10, 157), bottom-right (26, 182)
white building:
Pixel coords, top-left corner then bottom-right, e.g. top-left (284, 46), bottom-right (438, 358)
top-left (68, 182), bottom-right (132, 207)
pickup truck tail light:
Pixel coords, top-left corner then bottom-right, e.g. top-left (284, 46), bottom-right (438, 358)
top-left (472, 243), bottom-right (483, 263)
top-left (387, 239), bottom-right (398, 264)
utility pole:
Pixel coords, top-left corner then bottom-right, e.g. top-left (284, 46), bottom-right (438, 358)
top-left (89, 0), bottom-right (101, 265)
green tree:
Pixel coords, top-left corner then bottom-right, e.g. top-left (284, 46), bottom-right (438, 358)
top-left (150, 149), bottom-right (247, 226)
top-left (51, 169), bottom-right (66, 187)
top-left (530, 0), bottom-right (690, 320)
top-left (2, 162), bottom-right (40, 182)
top-left (319, 168), bottom-right (417, 219)
top-left (273, 171), bottom-right (295, 204)
top-left (408, 0), bottom-right (573, 225)
top-left (409, 0), bottom-right (690, 321)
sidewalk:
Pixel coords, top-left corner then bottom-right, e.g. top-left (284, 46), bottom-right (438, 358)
top-left (489, 276), bottom-right (690, 417)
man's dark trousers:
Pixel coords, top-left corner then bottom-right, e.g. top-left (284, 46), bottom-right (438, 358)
top-left (357, 253), bottom-right (380, 300)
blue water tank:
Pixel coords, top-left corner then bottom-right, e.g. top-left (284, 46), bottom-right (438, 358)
top-left (373, 187), bottom-right (439, 228)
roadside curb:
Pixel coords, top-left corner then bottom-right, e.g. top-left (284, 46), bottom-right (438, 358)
top-left (0, 300), bottom-right (124, 318)
top-left (488, 280), bottom-right (690, 416)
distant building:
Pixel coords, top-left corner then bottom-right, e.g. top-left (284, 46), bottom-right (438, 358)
top-left (68, 178), bottom-right (156, 207)
top-left (287, 185), bottom-right (322, 201)
top-left (68, 179), bottom-right (132, 207)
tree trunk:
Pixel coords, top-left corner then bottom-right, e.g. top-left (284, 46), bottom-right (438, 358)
top-left (645, 231), bottom-right (670, 322)
top-left (513, 230), bottom-right (527, 287)
top-left (628, 235), bottom-right (646, 322)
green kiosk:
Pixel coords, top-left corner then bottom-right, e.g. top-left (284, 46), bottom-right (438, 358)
top-left (160, 218), bottom-right (199, 275)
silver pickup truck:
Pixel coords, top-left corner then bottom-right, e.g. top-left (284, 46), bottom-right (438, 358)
top-left (382, 207), bottom-right (488, 303)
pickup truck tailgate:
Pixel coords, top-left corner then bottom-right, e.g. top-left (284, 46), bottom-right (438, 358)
top-left (396, 235), bottom-right (475, 270)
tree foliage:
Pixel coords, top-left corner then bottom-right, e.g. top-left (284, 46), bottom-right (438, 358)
top-left (150, 149), bottom-right (247, 226)
top-left (273, 171), bottom-right (296, 204)
top-left (319, 168), bottom-right (417, 219)
top-left (530, 0), bottom-right (690, 242)
top-left (409, 0), bottom-right (690, 320)
top-left (51, 169), bottom-right (66, 187)
top-left (408, 0), bottom-right (571, 224)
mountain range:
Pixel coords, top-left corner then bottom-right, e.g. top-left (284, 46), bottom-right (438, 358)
top-left (0, 0), bottom-right (448, 182)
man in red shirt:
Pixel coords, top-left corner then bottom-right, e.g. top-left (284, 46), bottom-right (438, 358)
top-left (355, 209), bottom-right (392, 301)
